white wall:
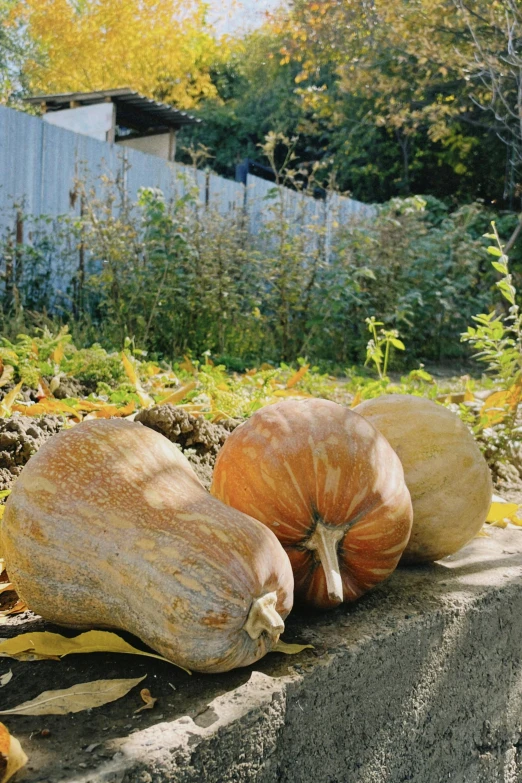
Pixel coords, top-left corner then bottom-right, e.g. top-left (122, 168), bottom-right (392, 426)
top-left (117, 132), bottom-right (174, 161)
top-left (43, 103), bottom-right (114, 142)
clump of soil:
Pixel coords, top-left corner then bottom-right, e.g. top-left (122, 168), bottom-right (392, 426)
top-left (136, 404), bottom-right (240, 489)
top-left (0, 384), bottom-right (39, 404)
top-left (492, 460), bottom-right (522, 505)
top-left (0, 413), bottom-right (64, 492)
top-left (51, 376), bottom-right (88, 399)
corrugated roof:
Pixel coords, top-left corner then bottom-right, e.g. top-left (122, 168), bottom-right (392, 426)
top-left (25, 88), bottom-right (200, 130)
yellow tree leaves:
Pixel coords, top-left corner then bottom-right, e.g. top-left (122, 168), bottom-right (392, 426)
top-left (12, 0), bottom-right (224, 109)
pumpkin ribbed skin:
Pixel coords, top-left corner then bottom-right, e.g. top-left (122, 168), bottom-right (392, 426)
top-left (355, 394), bottom-right (493, 563)
top-left (211, 399), bottom-right (413, 609)
top-left (0, 419), bottom-right (294, 673)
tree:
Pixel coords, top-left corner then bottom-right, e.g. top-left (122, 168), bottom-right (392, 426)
top-left (277, 0), bottom-right (512, 202)
top-left (178, 28), bottom-right (308, 178)
top-left (0, 0), bottom-right (38, 104)
top-left (13, 0), bottom-right (222, 109)
top-left (452, 0), bottom-right (522, 213)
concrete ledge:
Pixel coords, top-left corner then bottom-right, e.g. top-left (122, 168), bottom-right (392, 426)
top-left (3, 528), bottom-right (522, 783)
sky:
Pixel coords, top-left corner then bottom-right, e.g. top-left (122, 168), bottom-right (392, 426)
top-left (207, 0), bottom-right (282, 35)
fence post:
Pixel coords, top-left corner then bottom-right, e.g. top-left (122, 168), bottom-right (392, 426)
top-left (15, 210), bottom-right (23, 288)
top-left (73, 193), bottom-right (86, 319)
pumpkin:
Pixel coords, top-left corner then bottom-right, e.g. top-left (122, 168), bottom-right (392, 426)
top-left (0, 419), bottom-right (294, 673)
top-left (211, 399), bottom-right (413, 609)
top-left (355, 394), bottom-right (492, 563)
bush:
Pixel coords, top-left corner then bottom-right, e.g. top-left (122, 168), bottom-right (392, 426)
top-left (0, 181), bottom-right (507, 368)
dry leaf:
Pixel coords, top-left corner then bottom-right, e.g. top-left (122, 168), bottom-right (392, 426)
top-left (272, 389), bottom-right (310, 398)
top-left (52, 343), bottom-right (64, 365)
top-left (486, 498), bottom-right (519, 524)
top-left (0, 599), bottom-right (27, 618)
top-left (463, 383), bottom-right (474, 403)
top-left (350, 390), bottom-right (362, 408)
top-left (84, 400), bottom-right (136, 419)
top-left (0, 672), bottom-right (12, 688)
top-left (0, 723), bottom-right (27, 783)
top-left (0, 384), bottom-right (23, 417)
top-left (134, 688), bottom-right (157, 713)
top-left (0, 676), bottom-right (146, 716)
top-left (12, 399), bottom-right (81, 421)
top-left (0, 367), bottom-right (14, 389)
top-left (121, 353), bottom-right (154, 408)
top-left (180, 355), bottom-right (196, 374)
top-left (158, 381), bottom-right (196, 406)
top-left (286, 364), bottom-right (309, 389)
top-left (480, 382), bottom-right (522, 427)
top-left (0, 630), bottom-right (190, 672)
top-left (36, 376), bottom-right (53, 400)
top-left (271, 640), bottom-right (314, 655)
top-left (0, 585), bottom-right (14, 596)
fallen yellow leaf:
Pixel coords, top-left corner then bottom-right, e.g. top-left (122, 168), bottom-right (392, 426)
top-left (0, 723), bottom-right (27, 783)
top-left (158, 381), bottom-right (197, 406)
top-left (180, 355), bottom-right (196, 374)
top-left (0, 383), bottom-right (23, 417)
top-left (121, 353), bottom-right (154, 408)
top-left (272, 389), bottom-right (310, 398)
top-left (84, 400), bottom-right (136, 419)
top-left (37, 375), bottom-right (53, 399)
top-left (350, 390), bottom-right (362, 408)
top-left (286, 364), bottom-right (309, 388)
top-left (0, 630), bottom-right (190, 672)
top-left (0, 676), bottom-right (146, 716)
top-left (52, 342), bottom-right (64, 365)
top-left (486, 500), bottom-right (519, 523)
top-left (0, 599), bottom-right (27, 618)
top-left (463, 383), bottom-right (474, 403)
top-left (12, 399), bottom-right (81, 420)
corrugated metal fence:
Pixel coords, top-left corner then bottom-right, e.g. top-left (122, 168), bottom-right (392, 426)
top-left (0, 104), bottom-right (375, 237)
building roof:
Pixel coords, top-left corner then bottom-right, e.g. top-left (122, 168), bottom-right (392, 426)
top-left (25, 88), bottom-right (200, 133)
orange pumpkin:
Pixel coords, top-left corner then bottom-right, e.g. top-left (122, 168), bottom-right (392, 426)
top-left (211, 399), bottom-right (413, 609)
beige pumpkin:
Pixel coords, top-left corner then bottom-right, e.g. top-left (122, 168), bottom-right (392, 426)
top-left (355, 394), bottom-right (492, 563)
top-left (0, 419), bottom-right (294, 673)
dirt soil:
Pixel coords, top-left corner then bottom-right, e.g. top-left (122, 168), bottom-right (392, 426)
top-left (0, 405), bottom-right (238, 495)
top-left (0, 414), bottom-right (64, 493)
top-left (135, 404), bottom-right (240, 489)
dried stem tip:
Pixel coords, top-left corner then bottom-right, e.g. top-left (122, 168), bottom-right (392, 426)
top-left (243, 591), bottom-right (285, 641)
top-left (305, 523), bottom-right (345, 604)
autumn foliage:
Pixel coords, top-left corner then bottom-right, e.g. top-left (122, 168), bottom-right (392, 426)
top-left (12, 0), bottom-right (223, 108)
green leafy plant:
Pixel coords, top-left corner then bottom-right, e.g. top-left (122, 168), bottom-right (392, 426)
top-left (364, 316), bottom-right (405, 379)
top-left (461, 221), bottom-right (522, 465)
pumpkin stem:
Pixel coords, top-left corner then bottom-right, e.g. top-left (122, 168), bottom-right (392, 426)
top-left (243, 591), bottom-right (285, 642)
top-left (305, 523), bottom-right (344, 604)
